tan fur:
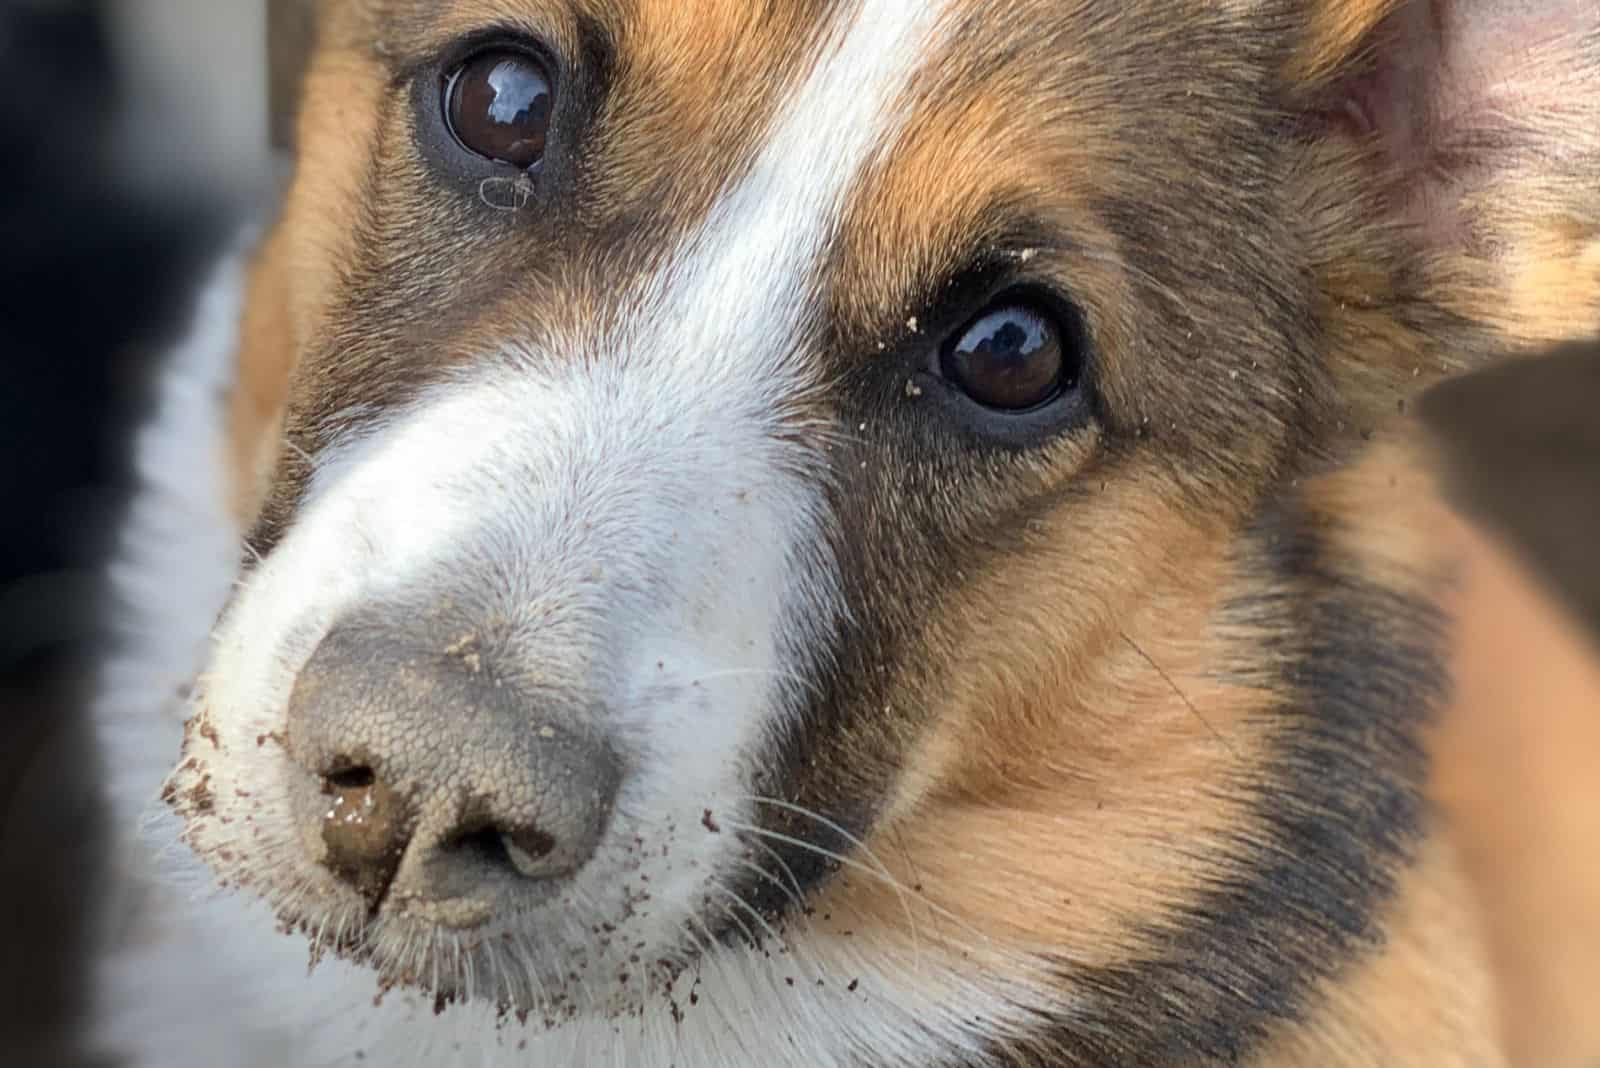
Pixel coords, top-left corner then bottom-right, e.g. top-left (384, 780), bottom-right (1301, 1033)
top-left (829, 1), bottom-right (1312, 476)
top-left (1293, 4), bottom-right (1600, 416)
top-left (811, 483), bottom-right (1271, 964)
top-left (1299, 424), bottom-right (1600, 1067)
top-left (1285, 0), bottom-right (1400, 86)
top-left (386, 0), bottom-right (837, 254)
top-left (811, 5), bottom-right (1600, 1051)
top-left (1474, 176), bottom-right (1600, 345)
top-left (575, 0), bottom-right (838, 231)
top-left (228, 230), bottom-right (298, 522)
top-left (835, 421), bottom-right (1600, 1064)
top-left (1262, 433), bottom-right (1505, 1064)
top-left (231, 0), bottom-right (844, 511)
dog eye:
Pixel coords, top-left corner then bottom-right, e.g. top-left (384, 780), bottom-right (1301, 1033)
top-left (940, 302), bottom-right (1077, 411)
top-left (443, 50), bottom-right (553, 170)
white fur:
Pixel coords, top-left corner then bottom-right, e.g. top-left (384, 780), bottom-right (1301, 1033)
top-left (90, 2), bottom-right (1063, 1065)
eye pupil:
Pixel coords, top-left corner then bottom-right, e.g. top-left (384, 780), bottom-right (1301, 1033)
top-left (942, 304), bottom-right (1071, 411)
top-left (445, 51), bottom-right (553, 169)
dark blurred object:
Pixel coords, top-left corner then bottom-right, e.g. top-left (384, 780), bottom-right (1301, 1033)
top-left (1420, 338), bottom-right (1600, 637)
top-left (0, 1), bottom-right (231, 1063)
top-left (1422, 339), bottom-right (1600, 1068)
top-left (269, 0), bottom-right (314, 151)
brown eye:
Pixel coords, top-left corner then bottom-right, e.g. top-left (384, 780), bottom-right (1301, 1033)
top-left (941, 303), bottom-right (1071, 411)
top-left (444, 50), bottom-right (553, 169)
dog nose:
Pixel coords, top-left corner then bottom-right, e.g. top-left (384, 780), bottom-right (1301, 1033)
top-left (284, 609), bottom-right (622, 915)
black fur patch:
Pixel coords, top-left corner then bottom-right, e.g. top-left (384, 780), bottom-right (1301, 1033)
top-left (954, 491), bottom-right (1448, 1067)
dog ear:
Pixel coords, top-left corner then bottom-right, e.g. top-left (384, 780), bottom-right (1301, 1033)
top-left (1289, 1), bottom-right (1600, 364)
top-left (268, 0), bottom-right (317, 153)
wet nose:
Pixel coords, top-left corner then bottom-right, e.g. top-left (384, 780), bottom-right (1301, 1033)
top-left (285, 609), bottom-right (621, 915)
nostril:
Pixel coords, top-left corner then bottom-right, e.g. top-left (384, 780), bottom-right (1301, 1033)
top-left (501, 828), bottom-right (558, 875)
top-left (450, 827), bottom-right (511, 864)
top-left (318, 765), bottom-right (407, 909)
top-left (448, 825), bottom-right (560, 880)
top-left (324, 765), bottom-right (376, 791)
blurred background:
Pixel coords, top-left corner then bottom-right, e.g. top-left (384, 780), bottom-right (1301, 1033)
top-left (0, 1), bottom-right (272, 1062)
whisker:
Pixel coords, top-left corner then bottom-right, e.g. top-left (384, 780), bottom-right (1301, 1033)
top-left (521, 929), bottom-right (553, 1013)
top-left (721, 818), bottom-right (1037, 973)
top-left (737, 796), bottom-right (923, 972)
top-left (705, 886), bottom-right (760, 950)
top-left (681, 909), bottom-right (718, 961)
top-left (742, 836), bottom-right (806, 905)
top-left (713, 878), bottom-right (826, 993)
top-left (732, 856), bottom-right (804, 915)
top-left (886, 823), bottom-right (951, 958)
top-left (311, 912), bottom-right (332, 970)
top-left (673, 911), bottom-right (756, 1057)
top-left (1118, 630), bottom-right (1236, 757)
top-left (710, 876), bottom-right (787, 952)
top-left (719, 816), bottom-right (921, 973)
top-left (282, 437), bottom-right (316, 466)
top-left (429, 927), bottom-right (441, 1002)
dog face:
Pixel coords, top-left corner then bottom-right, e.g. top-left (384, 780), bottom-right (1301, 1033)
top-left (162, 1), bottom-right (1599, 1063)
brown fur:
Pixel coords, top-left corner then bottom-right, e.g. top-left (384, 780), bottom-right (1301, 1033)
top-left (215, 1), bottom-right (1600, 1063)
top-left (1287, 0), bottom-right (1399, 86)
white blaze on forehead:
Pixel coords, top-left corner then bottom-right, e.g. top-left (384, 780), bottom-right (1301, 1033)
top-left (629, 0), bottom-right (948, 378)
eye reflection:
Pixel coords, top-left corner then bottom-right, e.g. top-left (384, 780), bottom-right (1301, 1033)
top-left (942, 304), bottom-right (1067, 411)
top-left (445, 51), bottom-right (554, 170)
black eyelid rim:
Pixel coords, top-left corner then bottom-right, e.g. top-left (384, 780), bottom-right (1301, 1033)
top-left (906, 215), bottom-right (1086, 342)
top-left (404, 15), bottom-right (616, 99)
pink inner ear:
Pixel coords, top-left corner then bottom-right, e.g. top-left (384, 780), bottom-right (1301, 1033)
top-left (1331, 0), bottom-right (1598, 244)
top-left (1337, 3), bottom-right (1441, 181)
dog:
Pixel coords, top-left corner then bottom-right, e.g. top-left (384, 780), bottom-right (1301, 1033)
top-left (88, 1), bottom-right (1600, 1065)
